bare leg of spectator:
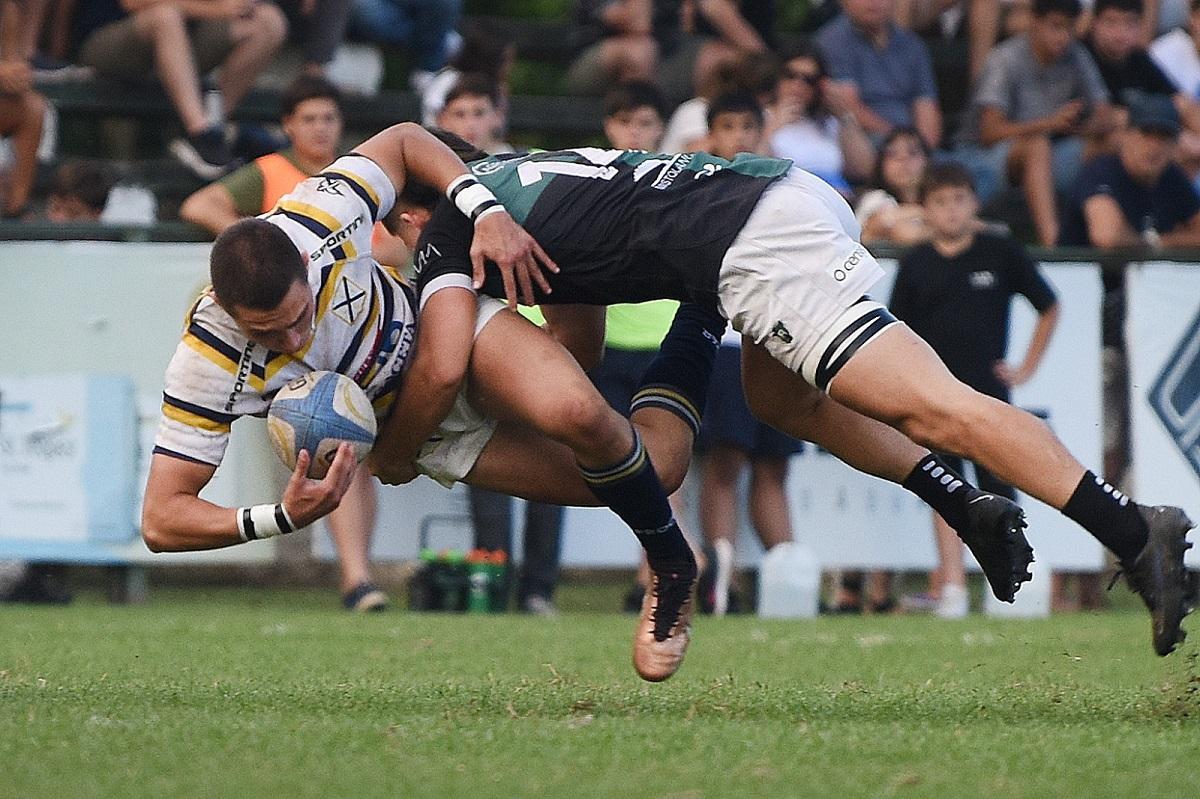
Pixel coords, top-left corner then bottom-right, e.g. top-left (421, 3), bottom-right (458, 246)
top-left (748, 457), bottom-right (793, 551)
top-left (0, 90), bottom-right (45, 216)
top-left (130, 4), bottom-right (208, 135)
top-left (219, 4), bottom-right (288, 113)
top-left (326, 465), bottom-right (378, 594)
top-left (1012, 133), bottom-right (1059, 247)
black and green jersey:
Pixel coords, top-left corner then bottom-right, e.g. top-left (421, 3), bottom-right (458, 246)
top-left (414, 147), bottom-right (792, 309)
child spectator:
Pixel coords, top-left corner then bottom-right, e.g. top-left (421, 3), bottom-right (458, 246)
top-left (73, 0), bottom-right (288, 180)
top-left (696, 91), bottom-right (802, 614)
top-left (435, 73), bottom-right (512, 154)
top-left (419, 26), bottom-right (513, 127)
top-left (891, 162), bottom-right (1059, 617)
top-left (816, 0), bottom-right (943, 151)
top-left (763, 40), bottom-right (875, 195)
top-left (45, 161), bottom-right (113, 222)
top-left (955, 0), bottom-right (1116, 246)
top-left (601, 79), bottom-right (667, 152)
top-left (856, 126), bottom-right (933, 244)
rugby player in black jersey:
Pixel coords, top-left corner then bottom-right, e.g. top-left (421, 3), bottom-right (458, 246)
top-left (383, 132), bottom-right (1195, 658)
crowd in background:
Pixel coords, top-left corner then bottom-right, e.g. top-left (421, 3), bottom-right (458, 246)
top-left (3, 0), bottom-right (1199, 614)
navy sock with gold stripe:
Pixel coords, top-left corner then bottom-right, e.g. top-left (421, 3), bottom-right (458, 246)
top-left (630, 303), bottom-right (726, 436)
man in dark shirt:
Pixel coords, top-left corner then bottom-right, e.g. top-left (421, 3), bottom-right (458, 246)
top-left (892, 162), bottom-right (1060, 618)
top-left (380, 131), bottom-right (1196, 657)
top-left (1060, 92), bottom-right (1200, 247)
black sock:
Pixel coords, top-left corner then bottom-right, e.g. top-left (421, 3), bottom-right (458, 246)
top-left (629, 303), bottom-right (726, 436)
top-left (1062, 471), bottom-right (1147, 563)
top-left (902, 454), bottom-right (973, 533)
top-left (579, 429), bottom-right (695, 575)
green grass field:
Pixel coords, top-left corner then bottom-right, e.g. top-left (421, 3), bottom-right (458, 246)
top-left (2, 587), bottom-right (1197, 798)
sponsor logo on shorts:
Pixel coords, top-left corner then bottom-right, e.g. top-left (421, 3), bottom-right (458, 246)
top-left (1149, 306), bottom-right (1200, 479)
top-left (770, 321), bottom-right (793, 344)
top-left (833, 247), bottom-right (866, 282)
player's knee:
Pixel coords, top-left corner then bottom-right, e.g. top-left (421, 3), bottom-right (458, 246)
top-left (894, 392), bottom-right (978, 453)
top-left (553, 389), bottom-right (620, 450)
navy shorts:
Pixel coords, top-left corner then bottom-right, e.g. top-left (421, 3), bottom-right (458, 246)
top-left (697, 345), bottom-right (804, 458)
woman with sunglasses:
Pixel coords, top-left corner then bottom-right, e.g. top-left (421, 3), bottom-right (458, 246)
top-left (763, 42), bottom-right (875, 196)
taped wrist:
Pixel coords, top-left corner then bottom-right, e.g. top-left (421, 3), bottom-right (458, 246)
top-left (446, 174), bottom-right (505, 222)
top-left (236, 503), bottom-right (296, 541)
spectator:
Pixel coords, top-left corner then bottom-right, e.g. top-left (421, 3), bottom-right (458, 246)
top-left (856, 126), bottom-right (933, 244)
top-left (763, 40), bottom-right (875, 194)
top-left (1060, 91), bottom-right (1200, 245)
top-left (816, 0), bottom-right (943, 151)
top-left (419, 26), bottom-right (512, 128)
top-left (893, 0), bottom-right (1003, 80)
top-left (45, 160), bottom-right (113, 221)
top-left (660, 50), bottom-right (776, 153)
top-left (955, 0), bottom-right (1115, 246)
top-left (1149, 1), bottom-right (1200, 100)
top-left (179, 76), bottom-right (395, 612)
top-left (696, 91), bottom-right (802, 614)
top-left (468, 488), bottom-right (562, 615)
top-left (434, 74), bottom-right (511, 154)
top-left (567, 1), bottom-right (772, 106)
top-left (601, 79), bottom-right (667, 151)
top-left (73, 0), bottom-right (288, 179)
top-left (348, 0), bottom-right (461, 91)
top-left (1087, 0), bottom-right (1180, 108)
top-left (0, 0), bottom-right (46, 217)
top-left (891, 162), bottom-right (1059, 618)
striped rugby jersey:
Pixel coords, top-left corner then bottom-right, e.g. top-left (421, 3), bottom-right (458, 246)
top-left (153, 155), bottom-right (416, 467)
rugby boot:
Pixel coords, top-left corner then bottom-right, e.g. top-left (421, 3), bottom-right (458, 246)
top-left (1118, 505), bottom-right (1195, 656)
top-left (956, 490), bottom-right (1034, 603)
top-left (633, 560), bottom-right (697, 682)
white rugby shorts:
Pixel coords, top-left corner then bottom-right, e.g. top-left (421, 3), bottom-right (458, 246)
top-left (717, 167), bottom-right (896, 392)
top-left (413, 295), bottom-right (505, 487)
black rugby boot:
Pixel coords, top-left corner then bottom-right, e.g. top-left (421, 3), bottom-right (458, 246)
top-left (957, 490), bottom-right (1034, 603)
top-left (1118, 505), bottom-right (1195, 656)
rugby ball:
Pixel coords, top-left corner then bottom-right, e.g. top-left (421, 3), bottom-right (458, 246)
top-left (267, 371), bottom-right (377, 479)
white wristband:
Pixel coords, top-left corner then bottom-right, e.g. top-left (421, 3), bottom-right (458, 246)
top-left (236, 503), bottom-right (296, 541)
top-left (447, 175), bottom-right (502, 222)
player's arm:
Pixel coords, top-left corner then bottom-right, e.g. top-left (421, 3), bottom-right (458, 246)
top-left (352, 122), bottom-right (557, 307)
top-left (996, 302), bottom-right (1059, 387)
top-left (141, 446), bottom-right (358, 551)
top-left (369, 287), bottom-right (477, 485)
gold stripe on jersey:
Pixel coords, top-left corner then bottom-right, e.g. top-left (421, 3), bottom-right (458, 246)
top-left (182, 331), bottom-right (267, 392)
top-left (162, 401), bottom-right (233, 434)
top-left (276, 199), bottom-right (359, 260)
top-left (265, 351), bottom-right (294, 381)
top-left (324, 167), bottom-right (382, 215)
top-left (293, 260), bottom-right (346, 361)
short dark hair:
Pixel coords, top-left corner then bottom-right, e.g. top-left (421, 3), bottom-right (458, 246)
top-left (919, 161), bottom-right (976, 202)
top-left (1093, 0), bottom-right (1143, 15)
top-left (706, 91), bottom-right (763, 130)
top-left (1033, 0), bottom-right (1083, 18)
top-left (873, 126), bottom-right (930, 195)
top-left (211, 218), bottom-right (307, 311)
top-left (603, 81), bottom-right (667, 122)
top-left (444, 73), bottom-right (500, 108)
top-left (280, 75), bottom-right (342, 119)
top-left (396, 128), bottom-right (489, 211)
top-left (50, 161), bottom-right (112, 212)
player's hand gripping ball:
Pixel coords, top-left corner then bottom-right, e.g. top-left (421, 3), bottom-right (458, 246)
top-left (267, 371), bottom-right (376, 479)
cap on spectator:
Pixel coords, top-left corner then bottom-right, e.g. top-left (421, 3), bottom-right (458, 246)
top-left (1128, 93), bottom-right (1181, 136)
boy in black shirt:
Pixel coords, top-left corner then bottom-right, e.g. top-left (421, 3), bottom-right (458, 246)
top-left (892, 163), bottom-right (1061, 617)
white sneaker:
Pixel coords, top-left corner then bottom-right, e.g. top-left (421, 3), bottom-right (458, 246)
top-left (936, 583), bottom-right (969, 619)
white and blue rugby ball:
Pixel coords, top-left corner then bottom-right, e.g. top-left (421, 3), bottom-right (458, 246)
top-left (267, 371), bottom-right (377, 479)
